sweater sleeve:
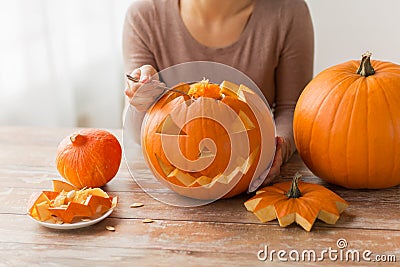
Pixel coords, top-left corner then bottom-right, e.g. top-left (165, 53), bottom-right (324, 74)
top-left (274, 0), bottom-right (314, 163)
top-left (122, 1), bottom-right (158, 144)
top-left (122, 0), bottom-right (157, 74)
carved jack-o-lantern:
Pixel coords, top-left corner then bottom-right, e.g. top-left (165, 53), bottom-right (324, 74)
top-left (142, 80), bottom-right (275, 200)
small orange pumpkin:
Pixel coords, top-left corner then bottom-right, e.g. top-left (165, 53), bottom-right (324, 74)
top-left (142, 80), bottom-right (275, 200)
top-left (294, 52), bottom-right (400, 189)
top-left (56, 129), bottom-right (122, 188)
top-left (245, 173), bottom-right (348, 231)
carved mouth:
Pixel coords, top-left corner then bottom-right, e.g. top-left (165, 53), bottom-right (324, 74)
top-left (155, 146), bottom-right (259, 188)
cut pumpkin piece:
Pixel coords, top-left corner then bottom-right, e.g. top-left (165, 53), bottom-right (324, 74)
top-left (86, 188), bottom-right (109, 198)
top-left (35, 201), bottom-right (53, 221)
top-left (27, 192), bottom-right (48, 215)
top-left (52, 180), bottom-right (78, 192)
top-left (85, 195), bottom-right (112, 214)
top-left (220, 80), bottom-right (239, 98)
top-left (27, 192), bottom-right (51, 220)
top-left (49, 202), bottom-right (93, 223)
top-left (244, 173), bottom-right (348, 231)
top-left (42, 191), bottom-right (60, 201)
top-left (28, 180), bottom-right (118, 224)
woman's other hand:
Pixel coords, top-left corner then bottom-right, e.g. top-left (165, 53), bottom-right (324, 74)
top-left (259, 136), bottom-right (284, 187)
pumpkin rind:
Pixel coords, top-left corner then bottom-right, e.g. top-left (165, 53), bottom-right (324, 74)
top-left (244, 174), bottom-right (348, 231)
top-left (293, 53), bottom-right (400, 189)
top-left (27, 180), bottom-right (117, 223)
top-left (56, 129), bottom-right (122, 188)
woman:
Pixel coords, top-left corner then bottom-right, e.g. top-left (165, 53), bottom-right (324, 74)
top-left (123, 0), bottom-right (314, 187)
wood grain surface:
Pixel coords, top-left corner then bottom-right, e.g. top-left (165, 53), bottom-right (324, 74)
top-left (0, 126), bottom-right (399, 266)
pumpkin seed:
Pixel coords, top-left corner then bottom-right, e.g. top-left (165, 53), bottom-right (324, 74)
top-left (142, 218), bottom-right (154, 223)
top-left (66, 190), bottom-right (76, 200)
top-left (130, 202), bottom-right (144, 208)
top-left (106, 226), bottom-right (115, 231)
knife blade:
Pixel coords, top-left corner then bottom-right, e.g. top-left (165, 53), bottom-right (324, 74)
top-left (126, 74), bottom-right (190, 96)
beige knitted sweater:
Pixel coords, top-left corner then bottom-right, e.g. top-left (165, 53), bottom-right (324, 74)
top-left (123, 0), bottom-right (314, 162)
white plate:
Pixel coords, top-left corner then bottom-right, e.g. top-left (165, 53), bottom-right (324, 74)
top-left (28, 208), bottom-right (114, 230)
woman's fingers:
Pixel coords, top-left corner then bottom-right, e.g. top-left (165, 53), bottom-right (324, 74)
top-left (125, 81), bottom-right (141, 98)
top-left (276, 136), bottom-right (284, 147)
top-left (125, 65), bottom-right (158, 97)
top-left (125, 68), bottom-right (141, 97)
top-left (139, 65), bottom-right (157, 83)
top-left (131, 68), bottom-right (141, 81)
top-left (125, 67), bottom-right (164, 111)
top-left (259, 137), bottom-right (285, 187)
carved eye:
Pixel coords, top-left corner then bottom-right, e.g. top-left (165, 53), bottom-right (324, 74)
top-left (156, 115), bottom-right (187, 136)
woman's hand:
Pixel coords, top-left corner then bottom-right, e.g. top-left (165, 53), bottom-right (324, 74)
top-left (125, 65), bottom-right (161, 111)
top-left (259, 136), bottom-right (284, 187)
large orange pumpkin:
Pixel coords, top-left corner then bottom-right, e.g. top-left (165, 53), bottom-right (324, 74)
top-left (142, 80), bottom-right (275, 200)
top-left (56, 129), bottom-right (122, 188)
top-left (293, 52), bottom-right (400, 189)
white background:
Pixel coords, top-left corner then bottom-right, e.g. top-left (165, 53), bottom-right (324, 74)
top-left (307, 0), bottom-right (400, 72)
top-left (0, 0), bottom-right (399, 128)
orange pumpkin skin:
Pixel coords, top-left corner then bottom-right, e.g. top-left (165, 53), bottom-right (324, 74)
top-left (56, 129), bottom-right (122, 188)
top-left (293, 53), bottom-right (400, 189)
top-left (245, 173), bottom-right (348, 231)
top-left (142, 81), bottom-right (272, 200)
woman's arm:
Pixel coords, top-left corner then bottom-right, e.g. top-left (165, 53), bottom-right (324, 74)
top-left (260, 0), bottom-right (314, 185)
top-left (122, 1), bottom-right (158, 144)
top-left (122, 1), bottom-right (157, 74)
top-left (274, 0), bottom-right (314, 163)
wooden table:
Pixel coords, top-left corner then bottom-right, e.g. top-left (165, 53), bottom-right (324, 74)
top-left (0, 126), bottom-right (399, 266)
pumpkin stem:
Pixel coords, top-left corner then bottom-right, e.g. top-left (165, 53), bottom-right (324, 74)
top-left (69, 134), bottom-right (85, 145)
top-left (356, 51), bottom-right (375, 77)
top-left (286, 172), bottom-right (302, 198)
